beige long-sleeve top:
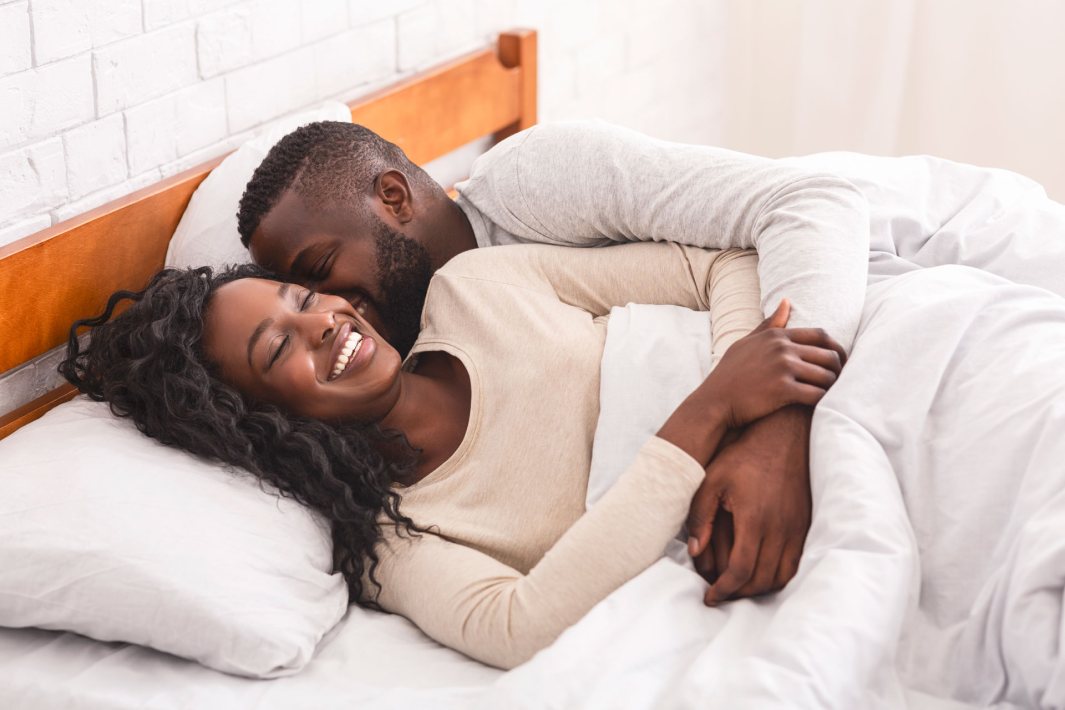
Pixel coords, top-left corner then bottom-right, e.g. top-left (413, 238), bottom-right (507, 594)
top-left (365, 242), bottom-right (763, 670)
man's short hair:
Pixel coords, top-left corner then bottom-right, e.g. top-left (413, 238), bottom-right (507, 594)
top-left (236, 121), bottom-right (427, 248)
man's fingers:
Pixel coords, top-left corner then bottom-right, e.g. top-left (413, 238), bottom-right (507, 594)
top-left (695, 509), bottom-right (735, 585)
top-left (732, 536), bottom-right (785, 598)
top-left (686, 481), bottom-right (722, 557)
top-left (772, 538), bottom-right (804, 591)
top-left (710, 510), bottom-right (734, 582)
top-left (695, 508), bottom-right (737, 585)
top-left (693, 544), bottom-right (717, 583)
top-left (704, 530), bottom-right (760, 605)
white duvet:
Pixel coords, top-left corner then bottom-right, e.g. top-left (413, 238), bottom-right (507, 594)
top-left (493, 263), bottom-right (1065, 710)
top-left (481, 152), bottom-right (1065, 709)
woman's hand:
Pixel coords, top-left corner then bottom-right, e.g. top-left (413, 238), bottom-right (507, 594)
top-left (706, 299), bottom-right (845, 430)
top-left (655, 300), bottom-right (845, 467)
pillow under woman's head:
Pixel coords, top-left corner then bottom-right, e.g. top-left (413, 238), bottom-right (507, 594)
top-left (0, 393), bottom-right (348, 678)
top-left (0, 103), bottom-right (370, 678)
top-left (60, 264), bottom-right (420, 605)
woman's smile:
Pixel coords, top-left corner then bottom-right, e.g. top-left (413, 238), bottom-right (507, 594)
top-left (328, 321), bottom-right (377, 382)
top-left (202, 277), bottom-right (403, 422)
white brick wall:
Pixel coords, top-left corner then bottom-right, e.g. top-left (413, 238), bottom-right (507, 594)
top-left (0, 0), bottom-right (726, 247)
top-left (0, 3), bottom-right (32, 76)
top-left (63, 113), bottom-right (127, 197)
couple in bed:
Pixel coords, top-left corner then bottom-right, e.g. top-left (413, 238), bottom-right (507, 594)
top-left (59, 119), bottom-right (1061, 670)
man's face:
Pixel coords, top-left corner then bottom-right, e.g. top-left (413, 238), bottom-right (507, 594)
top-left (248, 190), bottom-right (432, 357)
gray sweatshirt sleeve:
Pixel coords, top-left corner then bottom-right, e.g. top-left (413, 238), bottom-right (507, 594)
top-left (453, 119), bottom-right (870, 351)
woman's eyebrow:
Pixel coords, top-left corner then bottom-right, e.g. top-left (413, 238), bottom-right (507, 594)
top-left (246, 283), bottom-right (292, 367)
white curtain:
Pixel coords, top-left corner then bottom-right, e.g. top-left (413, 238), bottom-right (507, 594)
top-left (723, 0), bottom-right (1065, 202)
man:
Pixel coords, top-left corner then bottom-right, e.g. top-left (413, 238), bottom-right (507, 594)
top-left (236, 119), bottom-right (873, 605)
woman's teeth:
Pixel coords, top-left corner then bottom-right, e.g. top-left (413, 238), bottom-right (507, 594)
top-left (330, 331), bottom-right (363, 380)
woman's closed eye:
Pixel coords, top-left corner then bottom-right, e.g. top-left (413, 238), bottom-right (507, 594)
top-left (268, 336), bottom-right (287, 370)
top-left (266, 289), bottom-right (318, 369)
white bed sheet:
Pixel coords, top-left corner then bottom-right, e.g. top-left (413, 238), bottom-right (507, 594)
top-left (0, 606), bottom-right (499, 710)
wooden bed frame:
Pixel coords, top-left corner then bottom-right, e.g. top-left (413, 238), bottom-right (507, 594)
top-left (0, 29), bottom-right (536, 440)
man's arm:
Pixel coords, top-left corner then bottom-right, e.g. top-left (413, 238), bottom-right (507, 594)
top-left (454, 119), bottom-right (870, 351)
top-left (683, 304), bottom-right (829, 602)
top-left (687, 406), bottom-right (813, 602)
top-left (454, 122), bottom-right (862, 599)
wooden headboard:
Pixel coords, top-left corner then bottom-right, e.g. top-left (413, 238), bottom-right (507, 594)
top-left (0, 29), bottom-right (536, 440)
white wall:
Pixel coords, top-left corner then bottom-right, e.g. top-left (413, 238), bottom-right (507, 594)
top-left (723, 0), bottom-right (1065, 202)
top-left (0, 0), bottom-right (726, 247)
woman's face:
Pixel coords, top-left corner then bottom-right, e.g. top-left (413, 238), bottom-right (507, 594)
top-left (203, 278), bottom-right (403, 422)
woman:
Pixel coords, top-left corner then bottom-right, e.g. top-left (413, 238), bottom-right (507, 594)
top-left (61, 241), bottom-right (844, 669)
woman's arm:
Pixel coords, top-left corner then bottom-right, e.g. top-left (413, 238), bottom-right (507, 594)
top-left (442, 240), bottom-right (765, 347)
top-left (370, 435), bottom-right (708, 670)
top-left (704, 248), bottom-right (763, 362)
top-left (370, 306), bottom-right (843, 670)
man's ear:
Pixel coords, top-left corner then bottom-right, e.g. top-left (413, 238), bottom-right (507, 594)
top-left (374, 169), bottom-right (415, 225)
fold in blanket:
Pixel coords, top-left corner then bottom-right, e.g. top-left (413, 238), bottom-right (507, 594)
top-left (496, 266), bottom-right (1065, 709)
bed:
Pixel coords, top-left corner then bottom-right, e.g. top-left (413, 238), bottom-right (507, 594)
top-left (7, 25), bottom-right (1065, 708)
top-left (0, 30), bottom-right (534, 709)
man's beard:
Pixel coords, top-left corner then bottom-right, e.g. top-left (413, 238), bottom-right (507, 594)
top-left (371, 215), bottom-right (433, 358)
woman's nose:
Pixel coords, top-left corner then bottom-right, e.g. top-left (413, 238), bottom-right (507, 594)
top-left (300, 310), bottom-right (336, 347)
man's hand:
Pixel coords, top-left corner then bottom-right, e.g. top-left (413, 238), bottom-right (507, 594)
top-left (686, 405), bottom-right (813, 604)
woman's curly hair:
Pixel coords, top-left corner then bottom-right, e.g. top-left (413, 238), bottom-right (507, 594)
top-left (59, 264), bottom-right (421, 606)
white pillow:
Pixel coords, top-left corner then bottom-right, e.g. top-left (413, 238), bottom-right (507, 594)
top-left (165, 101), bottom-right (353, 270)
top-left (587, 304), bottom-right (713, 508)
top-left (587, 304), bottom-right (714, 570)
top-left (0, 396), bottom-right (348, 678)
